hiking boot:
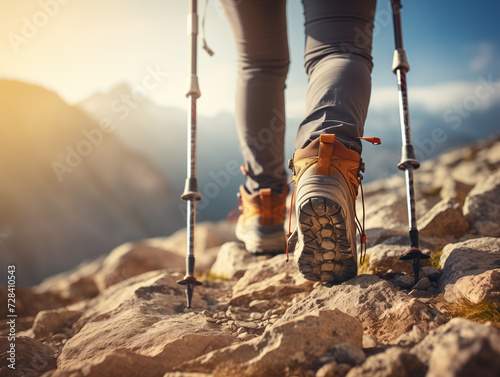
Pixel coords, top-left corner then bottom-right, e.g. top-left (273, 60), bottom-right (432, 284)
top-left (235, 185), bottom-right (288, 255)
top-left (289, 134), bottom-right (362, 283)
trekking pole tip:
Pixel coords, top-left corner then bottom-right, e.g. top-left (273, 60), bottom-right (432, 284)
top-left (399, 248), bottom-right (430, 285)
top-left (186, 284), bottom-right (193, 309)
top-left (177, 275), bottom-right (203, 309)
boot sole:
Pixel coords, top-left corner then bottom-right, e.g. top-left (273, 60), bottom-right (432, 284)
top-left (295, 175), bottom-right (358, 283)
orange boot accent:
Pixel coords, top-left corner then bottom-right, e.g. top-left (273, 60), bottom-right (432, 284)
top-left (291, 134), bottom-right (362, 201)
top-left (238, 186), bottom-right (287, 228)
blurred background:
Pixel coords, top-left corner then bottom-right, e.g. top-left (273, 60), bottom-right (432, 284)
top-left (1, 0), bottom-right (499, 286)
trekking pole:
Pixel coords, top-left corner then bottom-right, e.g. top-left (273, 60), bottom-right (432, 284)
top-left (177, 0), bottom-right (202, 308)
top-left (390, 0), bottom-right (429, 284)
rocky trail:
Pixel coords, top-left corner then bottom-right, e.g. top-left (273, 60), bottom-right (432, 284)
top-left (1, 137), bottom-right (500, 377)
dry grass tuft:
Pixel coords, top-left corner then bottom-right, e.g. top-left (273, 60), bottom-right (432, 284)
top-left (200, 272), bottom-right (229, 281)
top-left (358, 254), bottom-right (371, 275)
top-left (435, 294), bottom-right (500, 328)
top-left (424, 186), bottom-right (442, 197)
top-left (430, 248), bottom-right (443, 271)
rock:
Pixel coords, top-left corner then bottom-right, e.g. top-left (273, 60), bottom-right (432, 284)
top-left (278, 275), bottom-right (441, 343)
top-left (163, 372), bottom-right (213, 377)
top-left (34, 242), bottom-right (187, 299)
top-left (411, 318), bottom-right (500, 377)
top-left (56, 271), bottom-right (236, 374)
top-left (249, 312), bottom-right (263, 320)
top-left (419, 199), bottom-right (469, 238)
top-left (408, 289), bottom-right (421, 298)
top-left (395, 274), bottom-right (416, 288)
top-left (451, 160), bottom-right (491, 186)
top-left (0, 286), bottom-right (69, 319)
top-left (413, 277), bottom-right (431, 291)
top-left (248, 300), bottom-right (270, 312)
top-left (363, 236), bottom-right (432, 276)
top-left (452, 269), bottom-right (500, 308)
top-left (164, 374), bottom-right (213, 377)
top-left (327, 343), bottom-right (366, 366)
top-left (34, 257), bottom-right (103, 303)
top-left (337, 364), bottom-right (353, 377)
top-left (150, 221), bottom-right (238, 268)
top-left (476, 140), bottom-right (500, 165)
top-left (236, 327), bottom-right (247, 335)
top-left (393, 325), bottom-right (427, 347)
top-left (234, 321), bottom-right (258, 330)
top-left (362, 334), bottom-right (379, 348)
top-left (464, 171), bottom-right (500, 236)
top-left (422, 266), bottom-right (440, 281)
top-left (179, 309), bottom-right (363, 377)
top-left (362, 193), bottom-right (408, 232)
top-left (230, 253), bottom-right (314, 306)
top-left (96, 243), bottom-right (186, 290)
top-left (359, 176), bottom-right (414, 234)
top-left (34, 222), bottom-right (237, 305)
top-left (346, 347), bottom-right (426, 377)
top-left (439, 237), bottom-right (500, 304)
top-left (237, 332), bottom-right (253, 341)
top-left (439, 177), bottom-right (473, 204)
top-left (316, 362), bottom-right (338, 377)
top-left (362, 228), bottom-right (405, 249)
top-left (0, 316), bottom-right (36, 337)
top-left (0, 336), bottom-right (57, 377)
top-left (44, 348), bottom-right (167, 377)
top-left (210, 242), bottom-right (267, 280)
top-left (32, 308), bottom-right (81, 340)
top-left (201, 310), bottom-right (213, 318)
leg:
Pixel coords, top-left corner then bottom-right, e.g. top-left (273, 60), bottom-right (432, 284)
top-left (296, 0), bottom-right (377, 153)
top-left (221, 0), bottom-right (289, 254)
top-left (221, 0), bottom-right (289, 195)
top-left (291, 0), bottom-right (377, 282)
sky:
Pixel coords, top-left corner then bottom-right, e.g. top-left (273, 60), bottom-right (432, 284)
top-left (1, 0), bottom-right (499, 118)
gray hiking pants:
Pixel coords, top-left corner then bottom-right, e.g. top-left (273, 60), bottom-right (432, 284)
top-left (222, 0), bottom-right (377, 194)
